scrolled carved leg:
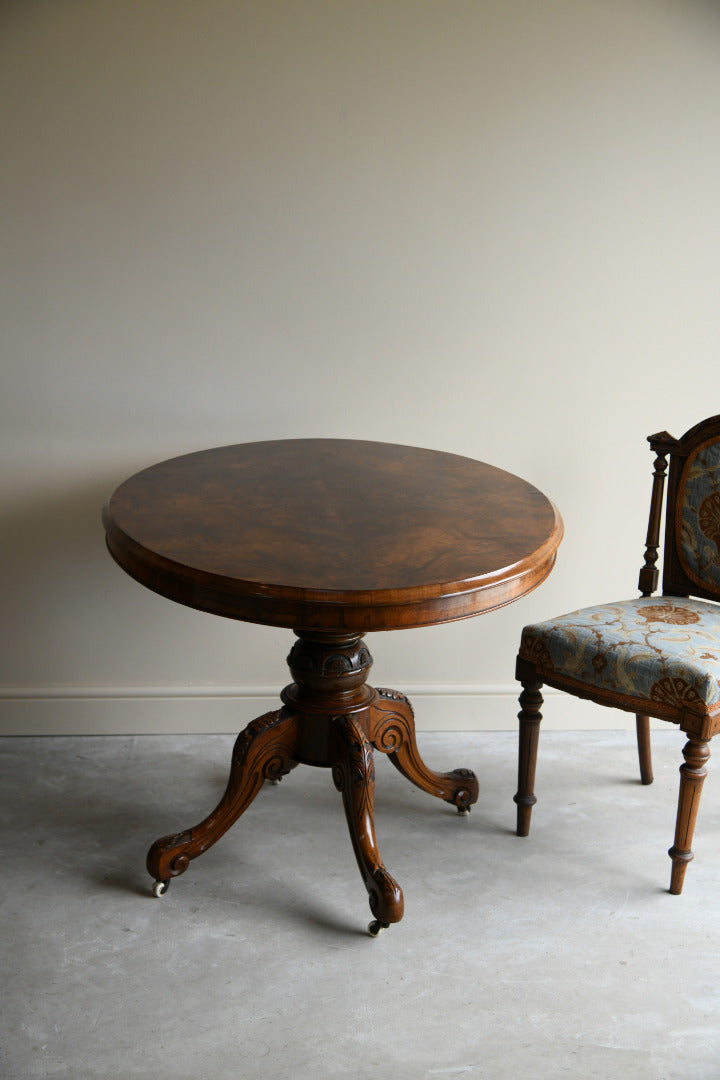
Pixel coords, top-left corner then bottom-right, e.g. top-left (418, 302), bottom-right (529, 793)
top-left (266, 759), bottom-right (299, 785)
top-left (146, 707), bottom-right (297, 891)
top-left (668, 736), bottom-right (710, 895)
top-left (331, 713), bottom-right (404, 929)
top-left (635, 713), bottom-right (654, 785)
top-left (514, 669), bottom-right (543, 837)
top-left (369, 688), bottom-right (479, 813)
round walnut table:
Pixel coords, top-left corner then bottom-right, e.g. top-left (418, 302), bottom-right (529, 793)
top-left (103, 438), bottom-right (562, 935)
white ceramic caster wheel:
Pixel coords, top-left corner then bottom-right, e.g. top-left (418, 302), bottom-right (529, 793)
top-left (367, 920), bottom-right (387, 937)
top-left (152, 880), bottom-right (169, 898)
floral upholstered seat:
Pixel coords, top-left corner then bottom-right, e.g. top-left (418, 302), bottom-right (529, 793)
top-left (514, 416), bottom-right (720, 897)
top-left (520, 596), bottom-right (720, 720)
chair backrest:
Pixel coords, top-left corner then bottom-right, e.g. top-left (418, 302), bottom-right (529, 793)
top-left (639, 415), bottom-right (720, 603)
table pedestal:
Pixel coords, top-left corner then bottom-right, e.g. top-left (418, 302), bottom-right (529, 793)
top-left (146, 632), bottom-right (479, 933)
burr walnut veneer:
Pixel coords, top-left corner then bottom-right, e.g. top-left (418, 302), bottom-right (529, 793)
top-left (103, 438), bottom-right (563, 933)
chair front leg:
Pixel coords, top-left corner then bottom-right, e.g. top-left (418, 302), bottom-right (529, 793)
top-left (514, 665), bottom-right (544, 837)
top-left (668, 735), bottom-right (711, 894)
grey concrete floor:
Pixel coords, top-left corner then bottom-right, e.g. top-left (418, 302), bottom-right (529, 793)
top-left (2, 730), bottom-right (720, 1080)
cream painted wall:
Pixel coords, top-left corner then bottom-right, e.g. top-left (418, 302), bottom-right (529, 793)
top-left (2, 0), bottom-right (720, 734)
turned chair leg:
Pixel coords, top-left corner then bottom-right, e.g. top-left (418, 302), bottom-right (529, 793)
top-left (514, 673), bottom-right (543, 837)
top-left (635, 713), bottom-right (654, 785)
top-left (668, 736), bottom-right (711, 895)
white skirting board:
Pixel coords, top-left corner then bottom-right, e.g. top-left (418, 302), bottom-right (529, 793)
top-left (0, 686), bottom-right (665, 736)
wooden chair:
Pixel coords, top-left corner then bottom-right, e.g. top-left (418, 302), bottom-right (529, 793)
top-left (514, 414), bottom-right (720, 893)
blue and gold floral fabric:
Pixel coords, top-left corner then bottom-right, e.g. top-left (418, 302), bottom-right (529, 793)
top-left (520, 596), bottom-right (720, 716)
top-left (678, 438), bottom-right (720, 594)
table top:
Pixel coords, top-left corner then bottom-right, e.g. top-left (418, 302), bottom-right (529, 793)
top-left (103, 438), bottom-right (563, 632)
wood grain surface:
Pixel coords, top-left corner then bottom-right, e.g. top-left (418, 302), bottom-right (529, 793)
top-left (103, 438), bottom-right (563, 631)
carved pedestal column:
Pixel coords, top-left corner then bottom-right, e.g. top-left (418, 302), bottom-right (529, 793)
top-left (282, 632), bottom-right (403, 932)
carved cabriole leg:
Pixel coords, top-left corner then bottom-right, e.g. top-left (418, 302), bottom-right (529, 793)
top-left (635, 714), bottom-right (654, 785)
top-left (370, 688), bottom-right (479, 813)
top-left (146, 707), bottom-right (298, 890)
top-left (668, 735), bottom-right (711, 895)
top-left (514, 666), bottom-right (543, 837)
top-left (331, 712), bottom-right (404, 929)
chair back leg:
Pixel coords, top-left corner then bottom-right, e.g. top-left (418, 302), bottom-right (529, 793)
top-left (635, 714), bottom-right (654, 785)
